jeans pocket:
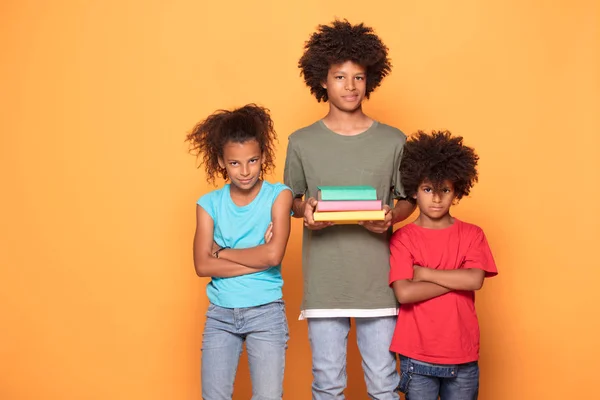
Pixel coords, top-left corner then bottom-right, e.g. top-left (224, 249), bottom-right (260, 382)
top-left (397, 371), bottom-right (411, 394)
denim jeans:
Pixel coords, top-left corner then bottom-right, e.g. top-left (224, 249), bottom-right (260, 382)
top-left (201, 300), bottom-right (289, 400)
top-left (307, 317), bottom-right (400, 400)
top-left (398, 356), bottom-right (479, 400)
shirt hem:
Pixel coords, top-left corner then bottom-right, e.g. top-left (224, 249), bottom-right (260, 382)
top-left (392, 348), bottom-right (479, 365)
top-left (298, 308), bottom-right (398, 320)
top-left (209, 294), bottom-right (283, 309)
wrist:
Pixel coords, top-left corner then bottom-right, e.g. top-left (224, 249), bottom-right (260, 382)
top-left (413, 265), bottom-right (429, 282)
top-left (420, 267), bottom-right (435, 282)
top-left (301, 198), bottom-right (312, 216)
top-left (390, 206), bottom-right (403, 224)
top-left (390, 207), bottom-right (397, 223)
top-left (214, 246), bottom-right (230, 258)
top-left (293, 197), bottom-right (306, 218)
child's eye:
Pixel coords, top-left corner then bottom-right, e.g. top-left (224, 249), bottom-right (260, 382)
top-left (335, 76), bottom-right (344, 80)
top-left (249, 159), bottom-right (258, 163)
top-left (443, 188), bottom-right (451, 193)
top-left (229, 162), bottom-right (238, 166)
top-left (356, 76), bottom-right (364, 80)
top-left (423, 187), bottom-right (432, 193)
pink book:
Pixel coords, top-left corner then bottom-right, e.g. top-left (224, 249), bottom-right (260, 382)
top-left (316, 200), bottom-right (382, 212)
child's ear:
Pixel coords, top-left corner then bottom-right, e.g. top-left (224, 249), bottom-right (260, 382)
top-left (218, 158), bottom-right (225, 169)
top-left (321, 81), bottom-right (327, 89)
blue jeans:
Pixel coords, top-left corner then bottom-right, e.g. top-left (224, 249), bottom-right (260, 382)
top-left (308, 317), bottom-right (400, 400)
top-left (201, 300), bottom-right (289, 400)
top-left (398, 356), bottom-right (479, 400)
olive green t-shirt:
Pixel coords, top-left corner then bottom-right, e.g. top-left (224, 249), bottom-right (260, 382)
top-left (284, 120), bottom-right (407, 312)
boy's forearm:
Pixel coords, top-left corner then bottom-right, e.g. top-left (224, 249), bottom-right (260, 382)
top-left (391, 199), bottom-right (416, 224)
top-left (291, 197), bottom-right (305, 219)
top-left (392, 280), bottom-right (451, 304)
top-left (418, 268), bottom-right (485, 291)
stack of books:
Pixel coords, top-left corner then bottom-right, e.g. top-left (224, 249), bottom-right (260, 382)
top-left (313, 185), bottom-right (385, 224)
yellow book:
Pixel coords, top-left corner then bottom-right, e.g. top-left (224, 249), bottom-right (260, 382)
top-left (313, 210), bottom-right (385, 224)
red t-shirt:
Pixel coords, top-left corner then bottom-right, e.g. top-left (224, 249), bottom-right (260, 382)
top-left (389, 219), bottom-right (498, 364)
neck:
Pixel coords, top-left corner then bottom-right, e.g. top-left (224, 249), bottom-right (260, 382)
top-left (415, 213), bottom-right (454, 229)
top-left (322, 105), bottom-right (373, 136)
top-left (229, 180), bottom-right (263, 206)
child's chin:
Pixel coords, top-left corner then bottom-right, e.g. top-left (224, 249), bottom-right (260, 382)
top-left (234, 179), bottom-right (256, 189)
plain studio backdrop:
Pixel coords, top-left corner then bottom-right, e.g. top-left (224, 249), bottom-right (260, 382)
top-left (1, 1), bottom-right (598, 399)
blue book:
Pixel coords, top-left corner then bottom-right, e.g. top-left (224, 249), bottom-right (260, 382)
top-left (317, 185), bottom-right (377, 201)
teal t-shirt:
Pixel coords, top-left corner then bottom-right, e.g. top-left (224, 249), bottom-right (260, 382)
top-left (197, 181), bottom-right (291, 308)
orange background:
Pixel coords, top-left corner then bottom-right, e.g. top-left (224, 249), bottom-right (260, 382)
top-left (1, 1), bottom-right (599, 399)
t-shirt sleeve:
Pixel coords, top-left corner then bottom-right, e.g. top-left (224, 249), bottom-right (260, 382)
top-left (392, 138), bottom-right (407, 199)
top-left (197, 192), bottom-right (215, 220)
top-left (463, 229), bottom-right (498, 278)
top-left (283, 136), bottom-right (307, 198)
top-left (389, 231), bottom-right (415, 284)
top-left (270, 182), bottom-right (291, 197)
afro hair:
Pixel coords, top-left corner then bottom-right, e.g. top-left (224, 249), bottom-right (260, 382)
top-left (400, 130), bottom-right (479, 202)
top-left (298, 19), bottom-right (392, 102)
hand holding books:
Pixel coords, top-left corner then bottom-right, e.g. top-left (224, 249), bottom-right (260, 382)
top-left (313, 185), bottom-right (386, 225)
top-left (357, 204), bottom-right (393, 233)
top-left (302, 197), bottom-right (335, 230)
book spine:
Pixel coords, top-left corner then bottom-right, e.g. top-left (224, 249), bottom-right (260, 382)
top-left (316, 200), bottom-right (382, 212)
top-left (313, 210), bottom-right (385, 222)
top-left (319, 189), bottom-right (377, 201)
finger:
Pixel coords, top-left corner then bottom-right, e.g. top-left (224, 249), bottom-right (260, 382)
top-left (308, 222), bottom-right (325, 229)
top-left (361, 221), bottom-right (387, 233)
top-left (307, 221), bottom-right (332, 230)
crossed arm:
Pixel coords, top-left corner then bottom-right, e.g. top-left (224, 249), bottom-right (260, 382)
top-left (392, 266), bottom-right (486, 304)
top-left (192, 190), bottom-right (293, 278)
